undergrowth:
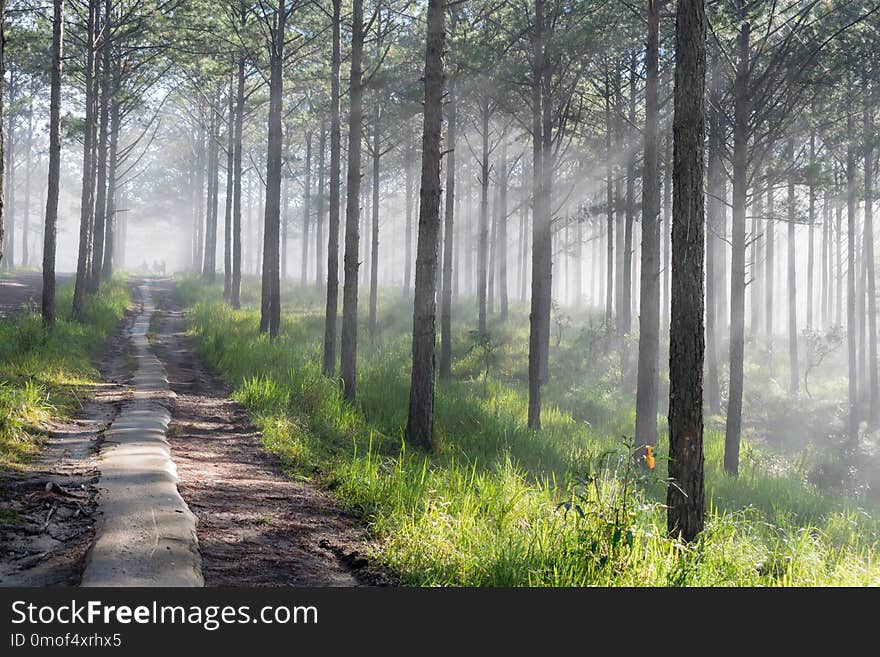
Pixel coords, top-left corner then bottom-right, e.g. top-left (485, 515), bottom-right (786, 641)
top-left (176, 276), bottom-right (880, 586)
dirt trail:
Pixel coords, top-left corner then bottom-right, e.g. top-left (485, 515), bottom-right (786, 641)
top-left (81, 283), bottom-right (202, 587)
top-left (149, 279), bottom-right (389, 586)
top-left (0, 276), bottom-right (132, 587)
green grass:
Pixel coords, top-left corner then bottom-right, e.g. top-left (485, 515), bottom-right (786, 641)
top-left (176, 276), bottom-right (880, 586)
top-left (0, 278), bottom-right (130, 466)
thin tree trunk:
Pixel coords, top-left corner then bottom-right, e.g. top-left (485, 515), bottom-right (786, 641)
top-left (705, 63), bottom-right (722, 416)
top-left (101, 62), bottom-right (120, 281)
top-left (231, 42), bottom-right (245, 309)
top-left (369, 118), bottom-right (379, 332)
top-left (0, 0), bottom-right (5, 268)
top-left (787, 139), bottom-right (799, 394)
top-left (316, 120), bottom-right (326, 290)
top-left (404, 132), bottom-right (413, 293)
top-left (477, 98), bottom-right (490, 334)
top-left (302, 128), bottom-right (312, 286)
top-left (635, 0), bottom-right (661, 448)
top-left (667, 0), bottom-right (706, 542)
top-left (223, 57), bottom-right (234, 298)
top-left (750, 169), bottom-right (763, 335)
top-left (846, 105), bottom-right (858, 446)
top-left (439, 68), bottom-right (457, 378)
top-left (340, 0), bottom-right (364, 399)
top-left (42, 0), bottom-right (63, 327)
top-left (22, 96), bottom-right (32, 267)
top-left (259, 0), bottom-right (286, 338)
top-left (405, 0), bottom-right (445, 449)
top-left (322, 0), bottom-right (342, 376)
top-left (498, 140), bottom-right (509, 321)
top-left (864, 96), bottom-right (878, 426)
top-left (73, 0), bottom-right (99, 317)
top-left (724, 19), bottom-right (749, 476)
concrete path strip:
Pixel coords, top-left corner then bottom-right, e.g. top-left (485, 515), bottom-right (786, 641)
top-left (81, 283), bottom-right (203, 587)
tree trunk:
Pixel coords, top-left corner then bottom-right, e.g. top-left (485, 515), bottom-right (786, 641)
top-left (605, 69), bottom-right (614, 326)
top-left (667, 0), bottom-right (706, 542)
top-left (806, 134), bottom-right (816, 331)
top-left (322, 0), bottom-right (342, 376)
top-left (316, 120), bottom-right (326, 290)
top-left (73, 0), bottom-right (99, 317)
top-left (846, 106), bottom-right (858, 446)
top-left (42, 0), bottom-right (63, 327)
top-left (101, 62), bottom-right (120, 281)
top-left (223, 58), bottom-right (234, 298)
top-left (3, 70), bottom-right (15, 270)
top-left (406, 0), bottom-right (445, 449)
top-left (705, 63), bottom-right (722, 416)
top-left (0, 0), bottom-right (5, 268)
top-left (231, 43), bottom-right (245, 309)
top-left (90, 0), bottom-right (113, 291)
top-left (498, 140), bottom-right (509, 321)
top-left (439, 69), bottom-right (457, 379)
top-left (787, 139), bottom-right (799, 395)
top-left (340, 0), bottom-right (364, 400)
top-left (204, 87), bottom-right (221, 282)
top-left (259, 0), bottom-right (286, 338)
top-left (865, 97), bottom-right (878, 426)
top-left (723, 19), bottom-right (749, 476)
top-left (404, 131), bottom-right (413, 293)
top-left (477, 98), bottom-right (490, 335)
top-left (22, 96), bottom-right (32, 267)
top-left (369, 119), bottom-right (379, 332)
top-left (635, 0), bottom-right (661, 449)
top-left (750, 169), bottom-right (763, 336)
top-left (302, 128), bottom-right (312, 286)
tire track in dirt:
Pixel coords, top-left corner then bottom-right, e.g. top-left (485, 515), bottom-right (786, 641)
top-left (149, 279), bottom-right (392, 586)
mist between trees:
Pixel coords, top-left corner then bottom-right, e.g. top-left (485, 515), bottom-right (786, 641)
top-left (0, 0), bottom-right (878, 543)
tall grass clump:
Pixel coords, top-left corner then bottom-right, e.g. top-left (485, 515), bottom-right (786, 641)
top-left (176, 276), bottom-right (880, 586)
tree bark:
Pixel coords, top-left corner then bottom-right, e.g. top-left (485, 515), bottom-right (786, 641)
top-left (477, 97), bottom-right (490, 335)
top-left (786, 139), bottom-right (799, 395)
top-left (42, 0), bottom-right (63, 327)
top-left (0, 0), bottom-right (5, 268)
top-left (89, 0), bottom-right (112, 292)
top-left (316, 120), bottom-right (326, 290)
top-left (369, 118), bottom-right (379, 333)
top-left (73, 0), bottom-right (99, 317)
top-left (724, 18), bottom-right (749, 476)
top-left (340, 0), bottom-right (364, 400)
top-left (405, 0), bottom-right (445, 450)
top-left (846, 105), bottom-right (858, 446)
top-left (667, 0), bottom-right (706, 542)
top-left (259, 0), bottom-right (286, 338)
top-left (223, 57), bottom-right (234, 299)
top-left (302, 128), bottom-right (312, 286)
top-left (865, 96), bottom-right (878, 426)
top-left (527, 0), bottom-right (548, 429)
top-left (101, 61), bottom-right (120, 281)
top-left (439, 69), bottom-right (457, 379)
top-left (231, 39), bottom-right (245, 309)
top-left (322, 0), bottom-right (342, 376)
top-left (635, 0), bottom-right (661, 449)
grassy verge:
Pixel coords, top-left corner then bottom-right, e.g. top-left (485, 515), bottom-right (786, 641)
top-left (177, 277), bottom-right (880, 586)
top-left (0, 278), bottom-right (130, 466)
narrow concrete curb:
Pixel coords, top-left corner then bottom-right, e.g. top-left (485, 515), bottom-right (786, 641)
top-left (81, 283), bottom-right (203, 587)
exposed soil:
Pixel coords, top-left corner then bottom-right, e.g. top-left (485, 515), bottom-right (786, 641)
top-left (148, 279), bottom-right (392, 587)
top-left (0, 279), bottom-right (135, 587)
top-left (0, 272), bottom-right (72, 318)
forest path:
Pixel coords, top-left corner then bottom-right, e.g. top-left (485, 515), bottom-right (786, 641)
top-left (149, 279), bottom-right (389, 586)
top-left (80, 282), bottom-right (203, 587)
